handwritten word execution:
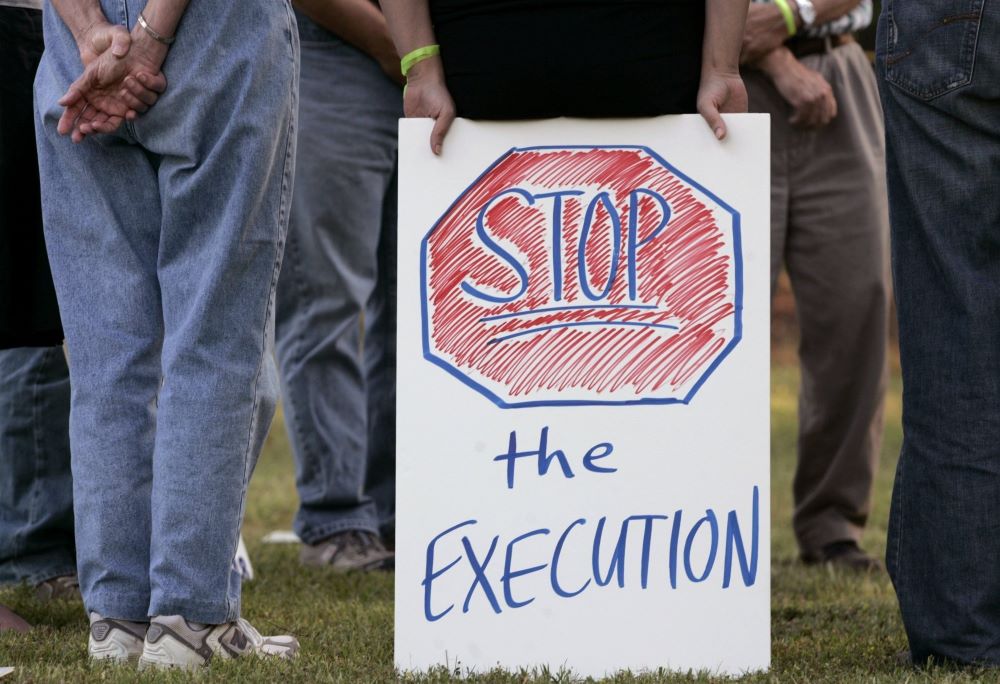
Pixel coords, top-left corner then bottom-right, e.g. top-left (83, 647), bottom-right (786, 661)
top-left (421, 427), bottom-right (760, 622)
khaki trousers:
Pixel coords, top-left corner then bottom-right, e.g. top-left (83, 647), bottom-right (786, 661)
top-left (745, 42), bottom-right (890, 556)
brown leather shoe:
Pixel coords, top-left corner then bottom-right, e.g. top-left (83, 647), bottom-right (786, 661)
top-left (0, 604), bottom-right (30, 633)
top-left (802, 540), bottom-right (884, 573)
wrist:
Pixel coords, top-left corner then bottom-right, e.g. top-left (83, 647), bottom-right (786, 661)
top-left (73, 14), bottom-right (112, 59)
top-left (130, 26), bottom-right (170, 67)
top-left (405, 54), bottom-right (444, 82)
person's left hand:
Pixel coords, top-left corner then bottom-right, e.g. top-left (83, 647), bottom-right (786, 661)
top-left (742, 2), bottom-right (794, 65)
top-left (696, 67), bottom-right (749, 140)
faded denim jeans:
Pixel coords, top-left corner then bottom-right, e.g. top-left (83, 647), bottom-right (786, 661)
top-left (34, 0), bottom-right (299, 623)
top-left (274, 12), bottom-right (400, 545)
top-left (877, 0), bottom-right (1000, 665)
top-left (0, 346), bottom-right (75, 585)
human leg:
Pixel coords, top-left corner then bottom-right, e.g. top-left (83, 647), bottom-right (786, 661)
top-left (34, 7), bottom-right (164, 619)
top-left (365, 171), bottom-right (398, 543)
top-left (274, 15), bottom-right (400, 553)
top-left (783, 44), bottom-right (889, 560)
top-left (877, 0), bottom-right (1000, 664)
top-left (131, 0), bottom-right (299, 623)
top-left (0, 346), bottom-right (74, 586)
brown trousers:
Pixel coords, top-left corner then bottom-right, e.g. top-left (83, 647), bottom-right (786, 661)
top-left (745, 42), bottom-right (890, 556)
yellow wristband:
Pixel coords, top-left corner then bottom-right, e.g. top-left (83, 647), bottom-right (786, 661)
top-left (401, 44), bottom-right (441, 78)
top-left (773, 0), bottom-right (798, 36)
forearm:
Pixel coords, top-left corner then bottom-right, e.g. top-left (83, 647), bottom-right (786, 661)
top-left (137, 0), bottom-right (191, 42)
top-left (49, 0), bottom-right (108, 47)
top-left (379, 0), bottom-right (437, 57)
top-left (755, 45), bottom-right (797, 78)
top-left (704, 0), bottom-right (749, 72)
top-left (294, 0), bottom-right (396, 65)
top-left (811, 0), bottom-right (862, 26)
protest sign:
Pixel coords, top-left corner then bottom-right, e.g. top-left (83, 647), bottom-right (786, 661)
top-left (396, 115), bottom-right (770, 677)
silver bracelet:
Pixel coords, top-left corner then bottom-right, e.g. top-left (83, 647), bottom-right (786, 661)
top-left (137, 13), bottom-right (175, 45)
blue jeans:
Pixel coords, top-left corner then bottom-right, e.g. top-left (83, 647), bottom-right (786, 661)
top-left (34, 0), bottom-right (298, 623)
top-left (877, 0), bottom-right (1000, 665)
top-left (274, 13), bottom-right (400, 545)
top-left (0, 346), bottom-right (75, 585)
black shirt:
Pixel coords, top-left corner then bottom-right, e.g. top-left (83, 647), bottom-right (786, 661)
top-left (428, 0), bottom-right (706, 119)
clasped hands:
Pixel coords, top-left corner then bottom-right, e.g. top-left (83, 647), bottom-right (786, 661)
top-left (57, 20), bottom-right (169, 143)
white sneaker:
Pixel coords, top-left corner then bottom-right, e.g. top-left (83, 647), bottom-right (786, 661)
top-left (88, 612), bottom-right (147, 662)
top-left (138, 614), bottom-right (299, 669)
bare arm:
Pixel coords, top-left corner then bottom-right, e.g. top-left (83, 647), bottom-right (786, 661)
top-left (380, 0), bottom-right (453, 154)
top-left (294, 0), bottom-right (401, 82)
top-left (742, 0), bottom-right (863, 64)
top-left (699, 0), bottom-right (750, 140)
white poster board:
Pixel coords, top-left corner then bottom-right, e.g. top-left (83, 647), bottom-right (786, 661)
top-left (396, 115), bottom-right (770, 678)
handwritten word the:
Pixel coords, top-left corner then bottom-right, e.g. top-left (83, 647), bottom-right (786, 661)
top-left (493, 427), bottom-right (616, 489)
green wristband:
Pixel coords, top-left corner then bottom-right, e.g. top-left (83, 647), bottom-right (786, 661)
top-left (773, 0), bottom-right (798, 36)
top-left (401, 44), bottom-right (441, 78)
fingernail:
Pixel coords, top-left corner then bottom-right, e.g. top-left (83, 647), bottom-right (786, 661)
top-left (715, 127), bottom-right (725, 140)
top-left (434, 144), bottom-right (442, 155)
top-left (137, 73), bottom-right (147, 83)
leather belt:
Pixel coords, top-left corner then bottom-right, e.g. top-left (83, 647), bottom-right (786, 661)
top-left (787, 33), bottom-right (853, 59)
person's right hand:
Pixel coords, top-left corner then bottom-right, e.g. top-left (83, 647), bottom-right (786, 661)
top-left (58, 29), bottom-right (168, 143)
top-left (763, 50), bottom-right (837, 128)
top-left (77, 20), bottom-right (132, 66)
top-left (403, 56), bottom-right (455, 156)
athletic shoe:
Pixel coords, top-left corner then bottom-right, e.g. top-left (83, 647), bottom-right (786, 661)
top-left (299, 530), bottom-right (394, 571)
top-left (88, 612), bottom-right (147, 663)
top-left (138, 614), bottom-right (299, 669)
top-left (35, 574), bottom-right (80, 602)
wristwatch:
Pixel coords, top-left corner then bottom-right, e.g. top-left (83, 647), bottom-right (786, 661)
top-left (794, 0), bottom-right (817, 30)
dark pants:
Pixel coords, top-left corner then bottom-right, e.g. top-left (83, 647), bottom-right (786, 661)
top-left (746, 42), bottom-right (890, 557)
top-left (0, 7), bottom-right (74, 585)
top-left (0, 7), bottom-right (61, 349)
top-left (877, 0), bottom-right (1000, 665)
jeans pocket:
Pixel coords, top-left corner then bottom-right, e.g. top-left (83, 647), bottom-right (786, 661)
top-left (882, 0), bottom-right (985, 100)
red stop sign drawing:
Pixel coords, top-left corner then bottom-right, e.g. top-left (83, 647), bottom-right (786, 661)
top-left (421, 145), bottom-right (742, 408)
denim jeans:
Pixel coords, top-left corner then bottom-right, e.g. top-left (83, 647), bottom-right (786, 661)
top-left (0, 346), bottom-right (75, 585)
top-left (34, 0), bottom-right (298, 623)
top-left (877, 0), bottom-right (1000, 665)
top-left (274, 12), bottom-right (400, 545)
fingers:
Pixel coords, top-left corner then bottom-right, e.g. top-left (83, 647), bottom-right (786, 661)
top-left (136, 71), bottom-right (167, 94)
top-left (109, 25), bottom-right (131, 58)
top-left (697, 97), bottom-right (727, 141)
top-left (430, 103), bottom-right (455, 156)
top-left (790, 87), bottom-right (837, 128)
top-left (56, 88), bottom-right (86, 136)
top-left (117, 77), bottom-right (153, 113)
top-left (88, 23), bottom-right (131, 59)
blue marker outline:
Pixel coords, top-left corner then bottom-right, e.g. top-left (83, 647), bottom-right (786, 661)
top-left (480, 303), bottom-right (659, 322)
top-left (487, 321), bottom-right (679, 345)
top-left (419, 145), bottom-right (744, 409)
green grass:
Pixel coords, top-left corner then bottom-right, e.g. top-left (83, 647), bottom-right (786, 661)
top-left (3, 361), bottom-right (1000, 682)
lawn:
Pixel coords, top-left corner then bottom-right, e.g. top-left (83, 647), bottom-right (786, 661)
top-left (2, 358), bottom-right (999, 683)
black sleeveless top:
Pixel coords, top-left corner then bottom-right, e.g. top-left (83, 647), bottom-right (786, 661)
top-left (428, 0), bottom-right (706, 119)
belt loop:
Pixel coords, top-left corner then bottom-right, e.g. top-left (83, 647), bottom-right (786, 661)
top-left (823, 35), bottom-right (833, 52)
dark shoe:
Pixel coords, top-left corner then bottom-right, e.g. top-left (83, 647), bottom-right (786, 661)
top-left (0, 604), bottom-right (30, 633)
top-left (35, 574), bottom-right (81, 602)
top-left (802, 540), bottom-right (884, 573)
top-left (300, 530), bottom-right (394, 572)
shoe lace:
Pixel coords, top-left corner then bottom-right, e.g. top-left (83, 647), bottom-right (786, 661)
top-left (235, 618), bottom-right (265, 649)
